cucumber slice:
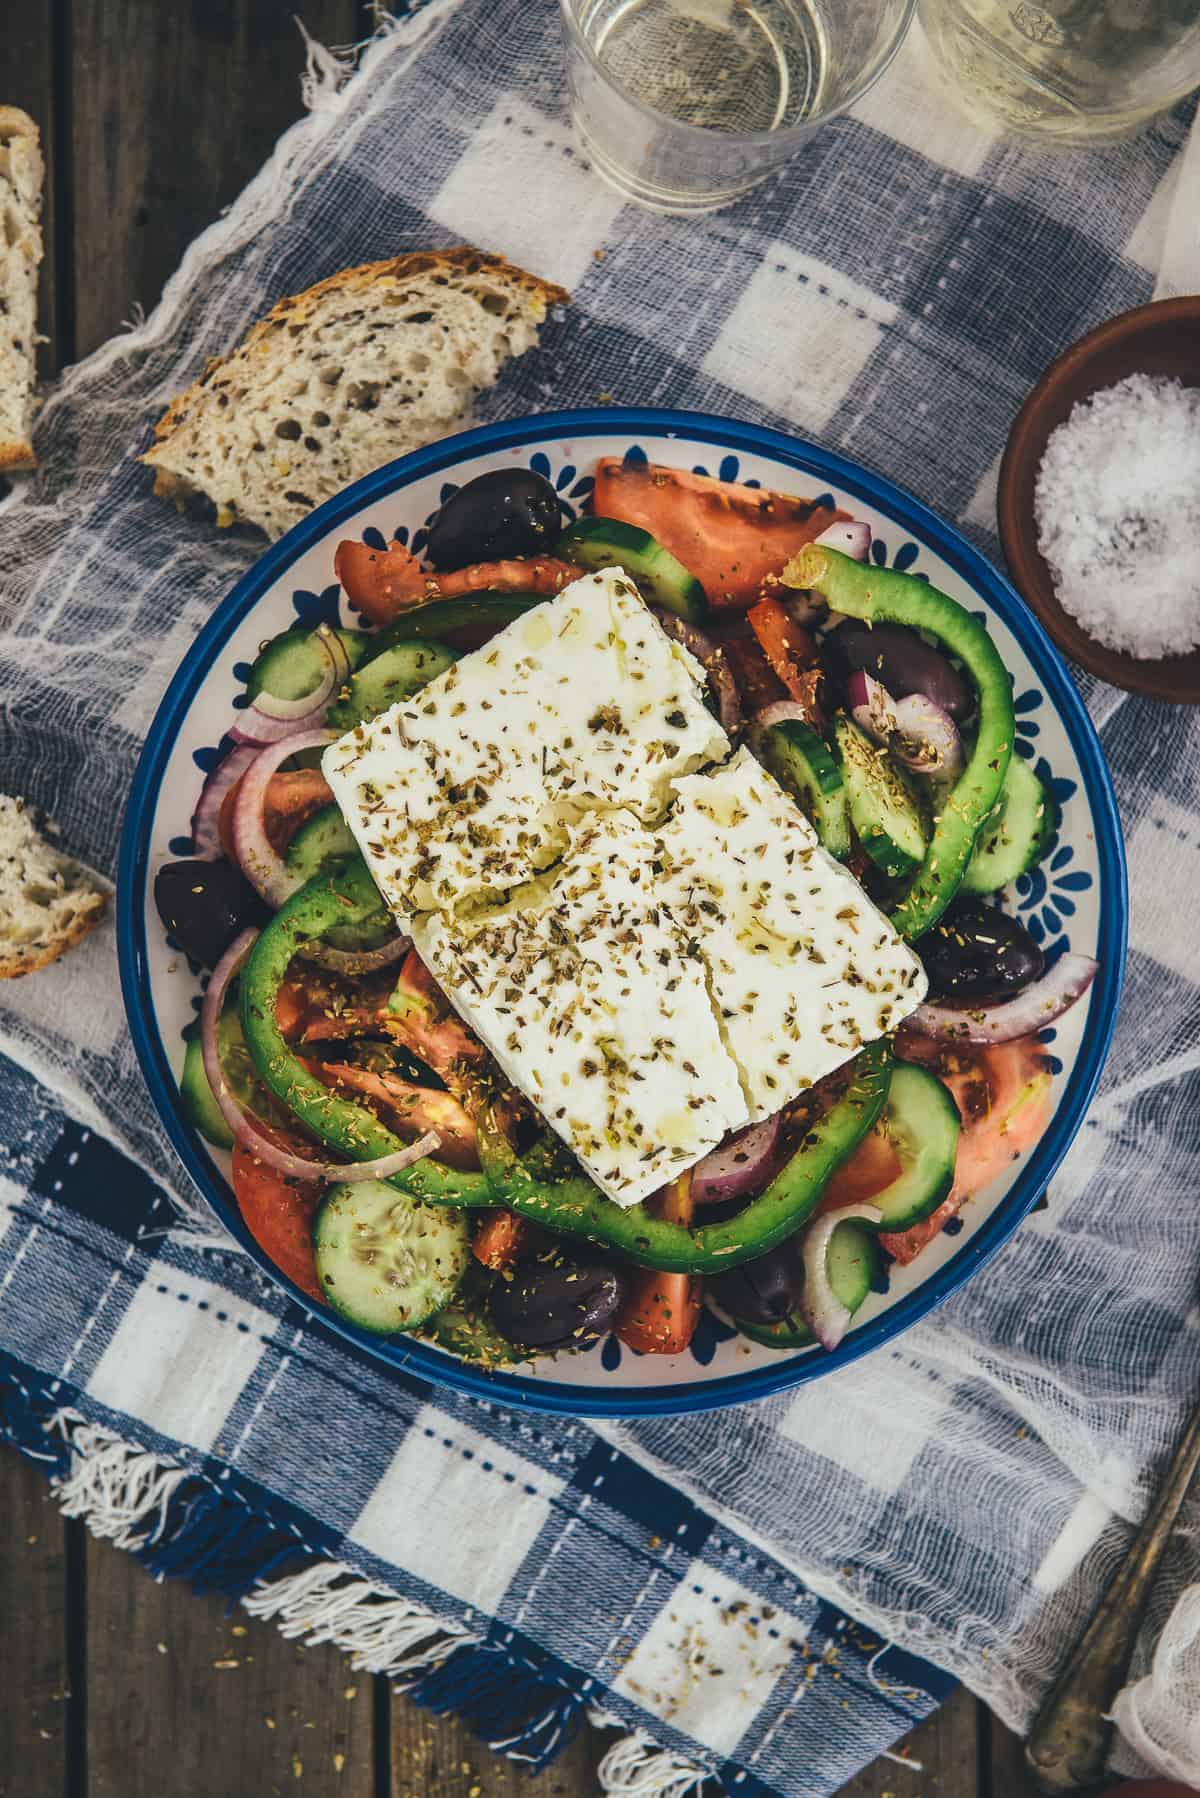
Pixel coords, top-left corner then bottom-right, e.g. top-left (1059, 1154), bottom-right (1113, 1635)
top-left (863, 1063), bottom-right (959, 1231)
top-left (179, 1034), bottom-right (234, 1150)
top-left (180, 999), bottom-right (298, 1148)
top-left (735, 1221), bottom-right (879, 1349)
top-left (556, 517), bottom-right (708, 622)
top-left (758, 719), bottom-right (851, 861)
top-left (833, 715), bottom-right (928, 879)
top-left (326, 640), bottom-right (457, 733)
top-left (370, 593), bottom-right (541, 651)
top-left (285, 804), bottom-right (359, 882)
top-left (247, 626), bottom-right (369, 703)
top-left (962, 756), bottom-right (1058, 895)
top-left (314, 1179), bottom-right (470, 1334)
top-left (284, 806), bottom-right (393, 952)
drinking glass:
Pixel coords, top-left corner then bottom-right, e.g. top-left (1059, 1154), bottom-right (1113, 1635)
top-left (559, 0), bottom-right (916, 214)
top-left (918, 0), bottom-right (1200, 142)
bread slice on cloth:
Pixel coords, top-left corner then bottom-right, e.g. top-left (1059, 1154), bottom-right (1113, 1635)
top-left (143, 246), bottom-right (568, 539)
top-left (0, 107), bottom-right (45, 473)
top-left (0, 796), bottom-right (108, 979)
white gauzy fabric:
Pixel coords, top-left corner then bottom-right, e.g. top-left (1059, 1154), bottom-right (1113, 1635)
top-left (1, 3), bottom-right (1199, 1780)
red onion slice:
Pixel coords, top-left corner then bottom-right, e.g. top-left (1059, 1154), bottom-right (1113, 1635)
top-left (814, 520), bottom-right (871, 561)
top-left (891, 694), bottom-right (965, 781)
top-left (198, 929), bottom-right (440, 1183)
top-left (230, 625), bottom-right (351, 746)
top-left (847, 670), bottom-right (895, 742)
top-left (654, 609), bottom-right (743, 736)
top-left (191, 744), bottom-right (260, 860)
top-left (231, 728), bottom-right (335, 907)
top-left (907, 953), bottom-right (1098, 1045)
top-left (692, 1118), bottom-right (781, 1207)
top-left (802, 1203), bottom-right (883, 1351)
top-left (847, 671), bottom-right (964, 781)
top-left (302, 934), bottom-right (411, 975)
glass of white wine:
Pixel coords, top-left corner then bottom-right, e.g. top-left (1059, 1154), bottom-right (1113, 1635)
top-left (559, 0), bottom-right (916, 214)
top-left (918, 0), bottom-right (1200, 142)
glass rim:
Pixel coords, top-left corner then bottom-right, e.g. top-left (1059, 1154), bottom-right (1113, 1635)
top-left (558, 0), bottom-right (918, 148)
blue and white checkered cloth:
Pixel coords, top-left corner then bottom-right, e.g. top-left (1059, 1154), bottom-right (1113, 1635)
top-left (2, 2), bottom-right (1200, 1788)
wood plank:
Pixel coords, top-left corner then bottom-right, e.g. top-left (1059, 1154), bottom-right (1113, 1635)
top-left (86, 1531), bottom-right (374, 1798)
top-left (988, 1708), bottom-right (1045, 1798)
top-left (68, 0), bottom-right (360, 359)
top-left (834, 1686), bottom-right (980, 1797)
top-left (391, 1691), bottom-right (607, 1798)
top-left (0, 5), bottom-right (61, 374)
top-left (0, 1446), bottom-right (70, 1798)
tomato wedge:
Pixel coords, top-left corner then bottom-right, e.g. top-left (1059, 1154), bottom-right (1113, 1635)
top-left (592, 458), bottom-right (848, 608)
top-left (335, 538), bottom-right (583, 626)
top-left (473, 1209), bottom-right (528, 1271)
top-left (306, 1061), bottom-right (480, 1170)
top-left (231, 1132), bottom-right (323, 1302)
top-left (747, 596), bottom-right (825, 723)
top-left (818, 1122), bottom-right (902, 1213)
top-left (218, 769), bottom-right (332, 860)
top-left (388, 949), bottom-right (488, 1076)
top-left (615, 1172), bottom-right (702, 1354)
top-left (879, 1038), bottom-right (1053, 1264)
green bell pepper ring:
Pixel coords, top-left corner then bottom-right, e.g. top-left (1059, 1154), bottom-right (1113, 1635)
top-left (240, 860), bottom-right (894, 1273)
top-left (785, 545), bottom-right (1015, 940)
top-left (239, 859), bottom-right (493, 1210)
top-left (475, 1041), bottom-right (893, 1275)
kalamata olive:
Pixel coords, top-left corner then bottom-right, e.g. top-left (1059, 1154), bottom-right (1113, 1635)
top-left (835, 624), bottom-right (974, 722)
top-left (709, 1237), bottom-right (805, 1326)
top-left (489, 1254), bottom-right (628, 1353)
top-left (425, 469), bottom-right (562, 571)
top-left (154, 857), bottom-right (270, 970)
top-left (918, 901), bottom-right (1044, 1003)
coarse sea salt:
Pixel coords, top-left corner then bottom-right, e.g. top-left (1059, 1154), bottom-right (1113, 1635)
top-left (1033, 372), bottom-right (1200, 660)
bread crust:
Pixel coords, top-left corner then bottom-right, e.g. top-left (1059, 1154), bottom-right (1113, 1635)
top-left (0, 888), bottom-right (107, 980)
top-left (0, 106), bottom-right (43, 472)
top-left (143, 246), bottom-right (568, 474)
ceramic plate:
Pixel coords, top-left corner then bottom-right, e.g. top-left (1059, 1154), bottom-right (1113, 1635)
top-left (118, 408), bottom-right (1127, 1416)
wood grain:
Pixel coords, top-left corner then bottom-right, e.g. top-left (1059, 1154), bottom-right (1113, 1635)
top-left (391, 1691), bottom-right (607, 1798)
top-left (0, 1448), bottom-right (71, 1798)
top-left (67, 0), bottom-right (360, 359)
top-left (85, 1529), bottom-right (374, 1798)
top-left (989, 1708), bottom-right (1048, 1798)
top-left (0, 4), bottom-right (61, 373)
top-left (835, 1686), bottom-right (980, 1797)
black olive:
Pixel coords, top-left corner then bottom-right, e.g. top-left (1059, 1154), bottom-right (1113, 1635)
top-left (154, 858), bottom-right (270, 971)
top-left (710, 1237), bottom-right (805, 1326)
top-left (835, 624), bottom-right (974, 722)
top-left (489, 1253), bottom-right (627, 1353)
top-left (425, 469), bottom-right (562, 571)
top-left (918, 901), bottom-right (1044, 1003)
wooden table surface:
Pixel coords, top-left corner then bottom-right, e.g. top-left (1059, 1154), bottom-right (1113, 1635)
top-left (0, 6), bottom-right (1052, 1793)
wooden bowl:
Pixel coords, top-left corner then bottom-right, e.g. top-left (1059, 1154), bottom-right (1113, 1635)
top-left (997, 296), bottom-right (1200, 704)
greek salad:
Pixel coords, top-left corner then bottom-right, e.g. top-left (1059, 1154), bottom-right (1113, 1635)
top-left (155, 455), bottom-right (1098, 1366)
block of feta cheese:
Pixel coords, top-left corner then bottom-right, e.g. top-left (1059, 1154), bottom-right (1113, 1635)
top-left (411, 811), bottom-right (750, 1207)
top-left (322, 570), bottom-right (727, 925)
top-left (655, 748), bottom-right (927, 1122)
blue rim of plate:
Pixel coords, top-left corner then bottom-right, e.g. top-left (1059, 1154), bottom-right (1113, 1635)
top-left (118, 406), bottom-right (1128, 1418)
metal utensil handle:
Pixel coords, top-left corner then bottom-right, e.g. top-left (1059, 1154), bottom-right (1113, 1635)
top-left (1026, 1399), bottom-right (1200, 1794)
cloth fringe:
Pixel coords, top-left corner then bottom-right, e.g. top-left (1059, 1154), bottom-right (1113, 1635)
top-left (589, 1709), bottom-right (713, 1797)
top-left (244, 1559), bottom-right (480, 1678)
top-left (1, 1390), bottom-right (707, 1788)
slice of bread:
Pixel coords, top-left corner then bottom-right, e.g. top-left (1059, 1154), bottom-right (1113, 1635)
top-left (0, 796), bottom-right (108, 979)
top-left (0, 107), bottom-right (44, 474)
top-left (143, 247), bottom-right (569, 540)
